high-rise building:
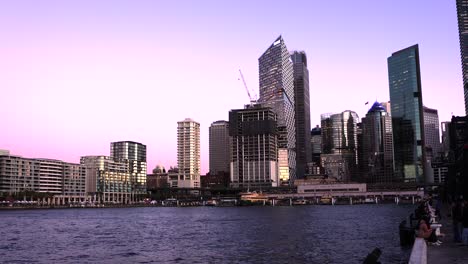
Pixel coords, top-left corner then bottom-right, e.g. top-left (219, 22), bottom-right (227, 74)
top-left (177, 118), bottom-right (201, 188)
top-left (0, 151), bottom-right (84, 196)
top-left (258, 36), bottom-right (296, 184)
top-left (381, 101), bottom-right (391, 116)
top-left (110, 141), bottom-right (147, 192)
top-left (111, 141), bottom-right (146, 162)
top-left (388, 45), bottom-right (426, 183)
top-left (447, 116), bottom-right (468, 199)
top-left (310, 125), bottom-right (322, 168)
top-left (423, 106), bottom-right (441, 157)
top-left (320, 110), bottom-right (359, 182)
top-left (361, 102), bottom-right (394, 183)
top-left (229, 105), bottom-right (278, 188)
top-left (456, 0), bottom-right (468, 114)
top-left (209, 120), bottom-right (230, 175)
top-left (441, 121), bottom-right (451, 155)
top-left (291, 51), bottom-right (311, 179)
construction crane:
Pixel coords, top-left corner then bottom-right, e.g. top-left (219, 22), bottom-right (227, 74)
top-left (238, 69), bottom-right (257, 105)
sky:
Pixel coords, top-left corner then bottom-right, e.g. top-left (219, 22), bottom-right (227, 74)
top-left (0, 0), bottom-right (464, 174)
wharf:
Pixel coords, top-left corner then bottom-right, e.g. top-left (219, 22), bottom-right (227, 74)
top-left (427, 205), bottom-right (468, 264)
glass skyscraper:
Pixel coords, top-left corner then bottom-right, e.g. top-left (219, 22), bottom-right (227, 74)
top-left (388, 45), bottom-right (426, 183)
top-left (320, 110), bottom-right (359, 182)
top-left (361, 102), bottom-right (394, 184)
top-left (291, 51), bottom-right (311, 179)
top-left (258, 36), bottom-right (296, 185)
top-left (456, 0), bottom-right (468, 115)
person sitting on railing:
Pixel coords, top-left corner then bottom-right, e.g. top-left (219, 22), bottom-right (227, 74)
top-left (417, 217), bottom-right (442, 246)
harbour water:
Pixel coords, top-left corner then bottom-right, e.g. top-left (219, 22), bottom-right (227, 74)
top-left (0, 205), bottom-right (413, 263)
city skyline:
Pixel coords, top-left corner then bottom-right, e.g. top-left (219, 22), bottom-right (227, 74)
top-left (0, 1), bottom-right (464, 174)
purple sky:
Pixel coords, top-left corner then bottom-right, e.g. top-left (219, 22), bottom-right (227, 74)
top-left (0, 1), bottom-right (464, 174)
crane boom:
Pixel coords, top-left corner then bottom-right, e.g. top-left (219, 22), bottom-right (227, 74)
top-left (239, 69), bottom-right (252, 102)
top-left (238, 69), bottom-right (257, 104)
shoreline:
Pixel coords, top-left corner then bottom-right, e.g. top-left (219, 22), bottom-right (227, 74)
top-left (0, 202), bottom-right (415, 211)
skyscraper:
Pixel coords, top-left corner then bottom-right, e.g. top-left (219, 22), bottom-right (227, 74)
top-left (258, 36), bottom-right (296, 184)
top-left (388, 44), bottom-right (426, 183)
top-left (291, 51), bottom-right (311, 179)
top-left (229, 105), bottom-right (278, 188)
top-left (361, 102), bottom-right (394, 183)
top-left (177, 118), bottom-right (201, 188)
top-left (310, 125), bottom-right (322, 169)
top-left (320, 110), bottom-right (359, 182)
top-left (456, 0), bottom-right (468, 114)
top-left (209, 120), bottom-right (230, 175)
top-left (423, 106), bottom-right (441, 157)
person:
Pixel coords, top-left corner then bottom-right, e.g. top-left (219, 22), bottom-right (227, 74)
top-left (417, 218), bottom-right (441, 245)
top-left (462, 200), bottom-right (468, 245)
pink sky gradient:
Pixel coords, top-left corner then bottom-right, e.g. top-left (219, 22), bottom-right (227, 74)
top-left (0, 1), bottom-right (464, 174)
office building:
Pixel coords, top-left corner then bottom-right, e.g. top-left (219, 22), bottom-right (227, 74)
top-left (291, 51), bottom-right (311, 179)
top-left (456, 0), bottom-right (468, 114)
top-left (447, 116), bottom-right (468, 198)
top-left (320, 110), bottom-right (359, 182)
top-left (209, 120), bottom-right (230, 175)
top-left (423, 106), bottom-right (441, 157)
top-left (229, 105), bottom-right (278, 188)
top-left (388, 45), bottom-right (426, 183)
top-left (310, 125), bottom-right (322, 167)
top-left (361, 102), bottom-right (394, 183)
top-left (441, 121), bottom-right (451, 156)
top-left (258, 36), bottom-right (296, 184)
top-left (177, 118), bottom-right (201, 188)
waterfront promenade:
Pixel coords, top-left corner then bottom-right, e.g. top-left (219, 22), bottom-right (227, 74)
top-left (427, 205), bottom-right (468, 264)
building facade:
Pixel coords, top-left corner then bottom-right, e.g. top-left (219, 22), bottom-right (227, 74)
top-left (177, 118), bottom-right (201, 188)
top-left (80, 156), bottom-right (136, 203)
top-left (320, 111), bottom-right (359, 182)
top-left (146, 165), bottom-right (169, 189)
top-left (229, 105), bottom-right (278, 188)
top-left (310, 125), bottom-right (322, 171)
top-left (0, 151), bottom-right (84, 196)
top-left (209, 120), bottom-right (231, 175)
top-left (388, 45), bottom-right (426, 183)
top-left (456, 0), bottom-right (468, 115)
top-left (291, 51), bottom-right (311, 179)
top-left (258, 36), bottom-right (296, 184)
top-left (361, 102), bottom-right (394, 184)
top-left (423, 106), bottom-right (441, 157)
top-left (110, 141), bottom-right (147, 193)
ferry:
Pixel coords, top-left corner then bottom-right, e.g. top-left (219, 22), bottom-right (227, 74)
top-left (320, 194), bottom-right (332, 204)
top-left (292, 199), bottom-right (308, 205)
top-left (240, 191), bottom-right (269, 203)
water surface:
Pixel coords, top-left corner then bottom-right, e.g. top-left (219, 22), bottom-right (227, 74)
top-left (0, 205), bottom-right (413, 263)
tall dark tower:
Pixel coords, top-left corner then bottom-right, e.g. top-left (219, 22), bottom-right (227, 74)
top-left (291, 51), bottom-right (311, 179)
top-left (258, 36), bottom-right (296, 185)
top-left (209, 120), bottom-right (230, 175)
top-left (456, 0), bottom-right (468, 115)
top-left (388, 45), bottom-right (426, 183)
